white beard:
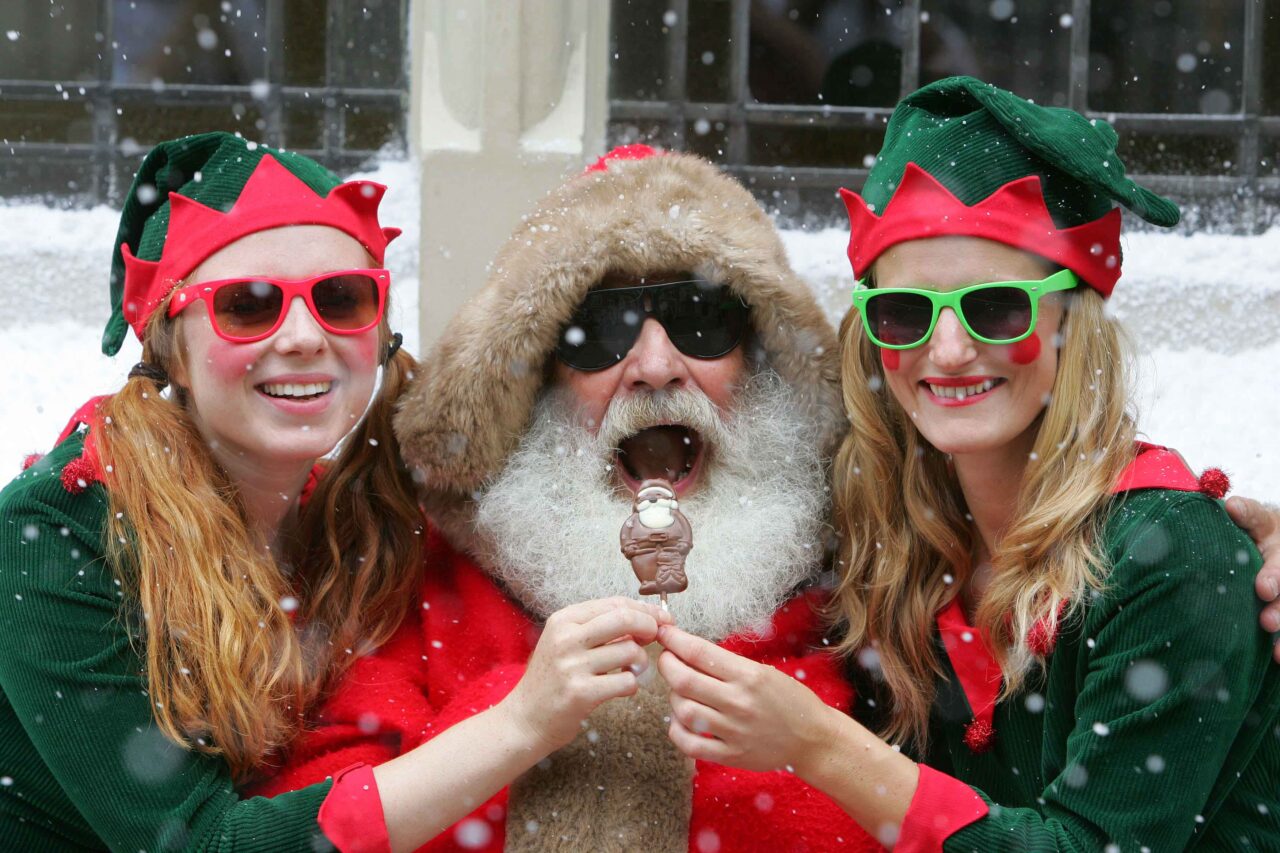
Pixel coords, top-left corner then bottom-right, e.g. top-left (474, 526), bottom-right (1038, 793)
top-left (473, 372), bottom-right (831, 641)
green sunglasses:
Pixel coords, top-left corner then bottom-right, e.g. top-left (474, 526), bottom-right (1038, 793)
top-left (852, 268), bottom-right (1078, 350)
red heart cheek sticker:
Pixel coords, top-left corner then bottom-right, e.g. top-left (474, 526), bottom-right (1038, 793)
top-left (1008, 332), bottom-right (1041, 365)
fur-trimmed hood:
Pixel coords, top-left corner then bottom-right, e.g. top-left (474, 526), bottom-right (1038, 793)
top-left (394, 150), bottom-right (845, 546)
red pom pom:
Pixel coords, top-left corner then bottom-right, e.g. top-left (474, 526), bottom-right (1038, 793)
top-left (21, 453), bottom-right (43, 472)
top-left (584, 143), bottom-right (660, 174)
top-left (60, 456), bottom-right (97, 494)
top-left (963, 719), bottom-right (995, 754)
top-left (1198, 468), bottom-right (1230, 500)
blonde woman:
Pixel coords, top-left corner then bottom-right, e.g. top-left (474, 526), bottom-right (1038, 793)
top-left (655, 78), bottom-right (1280, 850)
top-left (0, 133), bottom-right (668, 852)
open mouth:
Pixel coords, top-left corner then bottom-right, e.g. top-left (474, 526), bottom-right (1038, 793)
top-left (258, 380), bottom-right (332, 401)
top-left (615, 425), bottom-right (704, 488)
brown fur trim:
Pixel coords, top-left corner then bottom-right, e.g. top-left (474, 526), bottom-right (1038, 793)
top-left (394, 152), bottom-right (845, 548)
top-left (504, 645), bottom-right (692, 852)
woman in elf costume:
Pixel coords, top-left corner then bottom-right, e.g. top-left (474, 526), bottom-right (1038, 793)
top-left (655, 77), bottom-right (1280, 849)
top-left (0, 132), bottom-right (669, 852)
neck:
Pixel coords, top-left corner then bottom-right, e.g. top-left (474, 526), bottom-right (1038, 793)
top-left (212, 448), bottom-right (315, 551)
top-left (950, 424), bottom-right (1039, 604)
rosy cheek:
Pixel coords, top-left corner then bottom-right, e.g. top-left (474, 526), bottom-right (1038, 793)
top-left (203, 340), bottom-right (262, 383)
top-left (880, 348), bottom-right (901, 372)
top-left (1007, 332), bottom-right (1041, 365)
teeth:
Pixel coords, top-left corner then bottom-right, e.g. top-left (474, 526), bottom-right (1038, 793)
top-left (927, 379), bottom-right (998, 399)
top-left (261, 381), bottom-right (332, 398)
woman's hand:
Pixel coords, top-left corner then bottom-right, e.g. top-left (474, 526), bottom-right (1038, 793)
top-left (655, 624), bottom-right (837, 775)
top-left (500, 597), bottom-right (672, 754)
top-left (1225, 496), bottom-right (1280, 661)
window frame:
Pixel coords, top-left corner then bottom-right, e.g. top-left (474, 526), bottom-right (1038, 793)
top-left (607, 0), bottom-right (1279, 231)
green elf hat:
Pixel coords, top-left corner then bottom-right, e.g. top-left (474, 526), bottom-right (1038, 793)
top-left (102, 131), bottom-right (400, 356)
top-left (841, 76), bottom-right (1180, 296)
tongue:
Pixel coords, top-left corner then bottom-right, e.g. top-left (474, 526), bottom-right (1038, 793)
top-left (617, 426), bottom-right (692, 483)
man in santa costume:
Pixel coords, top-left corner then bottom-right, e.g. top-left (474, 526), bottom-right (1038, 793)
top-left (254, 145), bottom-right (883, 851)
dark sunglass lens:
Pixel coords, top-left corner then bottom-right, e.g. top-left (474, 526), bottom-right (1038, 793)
top-left (866, 292), bottom-right (933, 346)
top-left (961, 286), bottom-right (1032, 341)
top-left (313, 274), bottom-right (380, 330)
top-left (655, 281), bottom-right (747, 358)
top-left (213, 280), bottom-right (282, 337)
top-left (556, 289), bottom-right (644, 370)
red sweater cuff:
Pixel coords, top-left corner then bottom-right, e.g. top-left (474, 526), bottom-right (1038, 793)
top-left (317, 763), bottom-right (391, 853)
top-left (895, 764), bottom-right (988, 852)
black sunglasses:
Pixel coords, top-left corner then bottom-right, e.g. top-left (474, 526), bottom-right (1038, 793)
top-left (555, 278), bottom-right (750, 371)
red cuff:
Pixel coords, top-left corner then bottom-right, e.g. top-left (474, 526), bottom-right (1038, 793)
top-left (895, 764), bottom-right (989, 852)
top-left (317, 763), bottom-right (391, 853)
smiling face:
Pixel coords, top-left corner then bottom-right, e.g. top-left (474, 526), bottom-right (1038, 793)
top-left (872, 236), bottom-right (1067, 461)
top-left (552, 272), bottom-right (748, 496)
top-left (171, 225), bottom-right (381, 475)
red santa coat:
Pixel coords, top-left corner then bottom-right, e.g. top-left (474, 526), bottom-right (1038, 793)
top-left (249, 526), bottom-right (881, 852)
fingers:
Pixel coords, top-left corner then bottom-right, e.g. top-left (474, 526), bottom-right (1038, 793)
top-left (550, 597), bottom-right (671, 631)
top-left (579, 606), bottom-right (663, 648)
top-left (1226, 496), bottom-right (1279, 540)
top-left (585, 639), bottom-right (649, 675)
top-left (667, 716), bottom-right (733, 764)
top-left (658, 648), bottom-right (736, 710)
top-left (669, 693), bottom-right (731, 739)
top-left (656, 625), bottom-right (745, 679)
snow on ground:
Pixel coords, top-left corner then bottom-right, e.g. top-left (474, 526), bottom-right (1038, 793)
top-left (0, 160), bottom-right (1276, 503)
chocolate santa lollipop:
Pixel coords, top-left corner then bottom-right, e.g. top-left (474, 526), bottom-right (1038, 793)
top-left (620, 479), bottom-right (692, 603)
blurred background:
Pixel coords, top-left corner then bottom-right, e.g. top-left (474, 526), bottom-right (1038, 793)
top-left (3, 0), bottom-right (1278, 228)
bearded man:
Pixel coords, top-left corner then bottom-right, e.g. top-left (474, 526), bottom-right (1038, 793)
top-left (252, 147), bottom-right (1280, 852)
top-left (390, 145), bottom-right (875, 852)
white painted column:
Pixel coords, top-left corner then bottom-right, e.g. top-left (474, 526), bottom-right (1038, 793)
top-left (408, 0), bottom-right (611, 350)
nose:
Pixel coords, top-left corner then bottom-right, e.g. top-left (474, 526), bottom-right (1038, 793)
top-left (271, 296), bottom-right (327, 356)
top-left (621, 317), bottom-right (689, 393)
top-left (927, 308), bottom-right (978, 369)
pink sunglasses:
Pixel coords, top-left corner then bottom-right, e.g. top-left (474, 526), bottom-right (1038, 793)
top-left (168, 269), bottom-right (390, 343)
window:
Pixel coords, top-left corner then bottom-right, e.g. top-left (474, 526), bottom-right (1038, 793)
top-left (0, 0), bottom-right (407, 205)
top-left (608, 0), bottom-right (1280, 230)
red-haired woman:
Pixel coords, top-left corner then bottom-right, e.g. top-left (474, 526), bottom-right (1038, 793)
top-left (0, 132), bottom-right (667, 852)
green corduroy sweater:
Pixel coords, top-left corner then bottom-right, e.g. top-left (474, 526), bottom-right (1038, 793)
top-left (0, 432), bottom-right (333, 852)
top-left (925, 489), bottom-right (1280, 851)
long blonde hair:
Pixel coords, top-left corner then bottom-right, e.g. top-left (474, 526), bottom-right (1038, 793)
top-left (94, 301), bottom-right (422, 780)
top-left (831, 288), bottom-right (1137, 748)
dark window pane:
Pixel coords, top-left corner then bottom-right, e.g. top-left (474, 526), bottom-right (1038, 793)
top-left (1116, 130), bottom-right (1238, 176)
top-left (344, 102), bottom-right (401, 150)
top-left (112, 0), bottom-right (268, 85)
top-left (748, 122), bottom-right (886, 168)
top-left (1089, 0), bottom-right (1245, 114)
top-left (0, 3), bottom-right (101, 82)
top-left (118, 102), bottom-right (264, 147)
top-left (283, 99), bottom-right (325, 149)
top-left (0, 98), bottom-right (95, 144)
top-left (688, 0), bottom-right (732, 103)
top-left (609, 2), bottom-right (673, 100)
top-left (684, 116), bottom-right (729, 160)
top-left (0, 155), bottom-right (99, 204)
top-left (335, 0), bottom-right (404, 88)
top-left (1263, 0), bottom-right (1280, 114)
top-left (750, 0), bottom-right (905, 107)
top-left (283, 0), bottom-right (327, 86)
top-left (919, 1), bottom-right (1072, 107)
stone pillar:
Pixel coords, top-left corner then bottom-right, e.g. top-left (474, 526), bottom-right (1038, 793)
top-left (408, 0), bottom-right (611, 350)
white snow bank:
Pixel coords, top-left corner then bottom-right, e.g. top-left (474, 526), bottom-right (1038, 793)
top-left (0, 168), bottom-right (1275, 504)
